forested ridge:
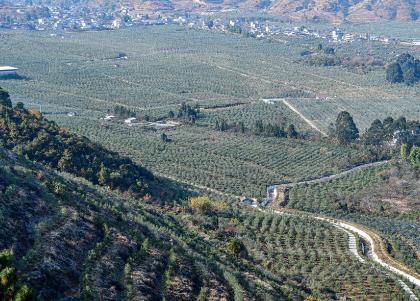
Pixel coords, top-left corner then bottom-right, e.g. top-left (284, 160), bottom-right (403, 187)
top-left (0, 89), bottom-right (156, 197)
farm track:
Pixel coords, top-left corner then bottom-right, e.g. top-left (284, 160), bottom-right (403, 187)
top-left (253, 206), bottom-right (420, 299)
top-left (280, 99), bottom-right (328, 136)
top-left (253, 159), bottom-right (420, 298)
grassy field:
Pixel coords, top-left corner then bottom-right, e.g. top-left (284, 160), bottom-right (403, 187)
top-left (0, 25), bottom-right (418, 196)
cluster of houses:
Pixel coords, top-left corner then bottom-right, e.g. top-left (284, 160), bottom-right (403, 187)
top-left (184, 17), bottom-right (420, 46)
top-left (0, 1), bottom-right (179, 31)
top-left (1, 1), bottom-right (419, 47)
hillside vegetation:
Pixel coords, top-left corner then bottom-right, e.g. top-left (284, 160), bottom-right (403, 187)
top-left (30, 0), bottom-right (420, 22)
top-left (1, 93), bottom-right (418, 300)
top-left (1, 146), bottom-right (414, 300)
top-left (0, 97), bottom-right (156, 197)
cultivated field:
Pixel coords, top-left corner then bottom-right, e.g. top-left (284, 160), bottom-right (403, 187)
top-left (0, 25), bottom-right (419, 196)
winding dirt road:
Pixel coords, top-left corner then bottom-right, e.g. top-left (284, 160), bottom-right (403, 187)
top-left (258, 159), bottom-right (420, 299)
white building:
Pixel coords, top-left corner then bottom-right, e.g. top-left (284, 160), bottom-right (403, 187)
top-left (0, 66), bottom-right (18, 77)
top-left (104, 114), bottom-right (116, 121)
top-left (124, 117), bottom-right (137, 124)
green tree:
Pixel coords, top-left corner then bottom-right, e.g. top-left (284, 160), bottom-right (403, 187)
top-left (400, 144), bottom-right (408, 161)
top-left (363, 119), bottom-right (385, 145)
top-left (160, 133), bottom-right (169, 142)
top-left (0, 88), bottom-right (12, 108)
top-left (386, 63), bottom-right (403, 83)
top-left (287, 124), bottom-right (298, 138)
top-left (226, 238), bottom-right (247, 258)
top-left (15, 102), bottom-right (24, 110)
top-left (97, 163), bottom-right (109, 186)
top-left (335, 111), bottom-right (359, 145)
top-left (0, 250), bottom-right (32, 301)
top-left (409, 146), bottom-right (420, 167)
top-left (238, 121), bottom-right (245, 134)
top-left (254, 120), bottom-right (264, 135)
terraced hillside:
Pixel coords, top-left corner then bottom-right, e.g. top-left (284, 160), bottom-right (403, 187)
top-left (2, 147), bottom-right (417, 300)
top-left (0, 101), bottom-right (418, 300)
top-left (286, 162), bottom-right (420, 277)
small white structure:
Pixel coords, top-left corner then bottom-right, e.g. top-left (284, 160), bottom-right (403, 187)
top-left (104, 114), bottom-right (116, 121)
top-left (0, 66), bottom-right (18, 77)
top-left (124, 117), bottom-right (137, 124)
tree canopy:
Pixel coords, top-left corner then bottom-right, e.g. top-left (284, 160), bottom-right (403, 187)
top-left (0, 87), bottom-right (12, 108)
top-left (0, 103), bottom-right (154, 196)
top-left (386, 53), bottom-right (420, 85)
top-left (334, 111), bottom-right (359, 145)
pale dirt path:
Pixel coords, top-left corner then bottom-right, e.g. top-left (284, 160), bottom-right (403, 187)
top-left (334, 219), bottom-right (420, 288)
top-left (262, 208), bottom-right (420, 300)
top-left (281, 99), bottom-right (328, 137)
top-left (260, 159), bottom-right (419, 298)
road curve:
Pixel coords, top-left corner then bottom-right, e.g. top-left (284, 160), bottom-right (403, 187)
top-left (267, 208), bottom-right (420, 299)
top-left (335, 219), bottom-right (420, 288)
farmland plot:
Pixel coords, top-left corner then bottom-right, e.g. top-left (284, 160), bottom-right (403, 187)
top-left (53, 113), bottom-right (368, 197)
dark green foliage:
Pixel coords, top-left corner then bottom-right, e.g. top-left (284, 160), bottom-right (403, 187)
top-left (409, 146), bottom-right (420, 167)
top-left (334, 111), bottom-right (359, 145)
top-left (363, 116), bottom-right (420, 147)
top-left (386, 53), bottom-right (420, 85)
top-left (362, 119), bottom-right (384, 145)
top-left (225, 238), bottom-right (247, 258)
top-left (114, 105), bottom-right (135, 119)
top-left (177, 102), bottom-right (199, 123)
top-left (0, 250), bottom-right (32, 301)
top-left (386, 63), bottom-right (403, 83)
top-left (0, 87), bottom-right (12, 108)
top-left (160, 133), bottom-right (169, 142)
top-left (287, 124), bottom-right (298, 139)
top-left (215, 118), bottom-right (296, 138)
top-left (279, 89), bottom-right (312, 98)
top-left (167, 110), bottom-right (175, 119)
top-left (0, 104), bottom-right (154, 195)
top-left (227, 25), bottom-right (242, 34)
top-left (253, 120), bottom-right (290, 138)
top-left (303, 55), bottom-right (341, 67)
top-left (324, 47), bottom-right (335, 55)
top-left (15, 102), bottom-right (24, 110)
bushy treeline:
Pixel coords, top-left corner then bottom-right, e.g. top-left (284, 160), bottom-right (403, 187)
top-left (329, 111), bottom-right (420, 148)
top-left (167, 102), bottom-right (200, 123)
top-left (386, 53), bottom-right (420, 85)
top-left (0, 91), bottom-right (154, 195)
top-left (401, 144), bottom-right (420, 168)
top-left (362, 116), bottom-right (420, 147)
top-left (214, 118), bottom-right (299, 138)
top-left (113, 105), bottom-right (136, 119)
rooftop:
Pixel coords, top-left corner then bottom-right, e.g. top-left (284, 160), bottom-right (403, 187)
top-left (0, 66), bottom-right (18, 71)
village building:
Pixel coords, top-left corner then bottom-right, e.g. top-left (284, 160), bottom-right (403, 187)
top-left (124, 117), bottom-right (137, 124)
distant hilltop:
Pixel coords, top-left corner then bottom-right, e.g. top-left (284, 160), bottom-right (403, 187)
top-left (1, 0), bottom-right (420, 23)
top-left (55, 0), bottom-right (420, 22)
